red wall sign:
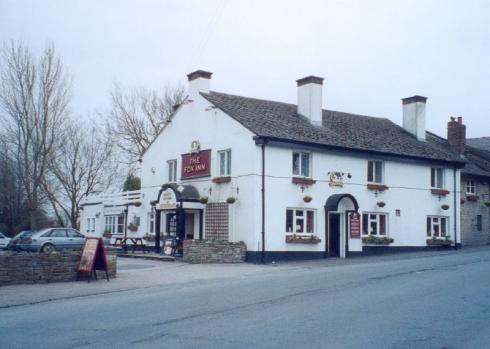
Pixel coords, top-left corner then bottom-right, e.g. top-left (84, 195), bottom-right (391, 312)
top-left (181, 149), bottom-right (211, 179)
top-left (350, 212), bottom-right (361, 238)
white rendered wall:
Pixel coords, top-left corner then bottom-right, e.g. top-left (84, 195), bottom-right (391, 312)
top-left (262, 145), bottom-right (460, 253)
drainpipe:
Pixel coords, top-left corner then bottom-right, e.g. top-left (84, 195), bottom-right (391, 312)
top-left (453, 167), bottom-right (458, 250)
top-left (261, 141), bottom-right (266, 264)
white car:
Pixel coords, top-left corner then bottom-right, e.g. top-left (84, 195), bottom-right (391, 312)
top-left (0, 232), bottom-right (11, 249)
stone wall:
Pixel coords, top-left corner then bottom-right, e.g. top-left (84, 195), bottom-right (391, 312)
top-left (461, 177), bottom-right (490, 246)
top-left (183, 239), bottom-right (246, 264)
top-left (0, 249), bottom-right (117, 286)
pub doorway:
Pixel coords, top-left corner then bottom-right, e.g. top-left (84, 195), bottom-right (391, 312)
top-left (328, 213), bottom-right (341, 257)
top-left (325, 194), bottom-right (359, 259)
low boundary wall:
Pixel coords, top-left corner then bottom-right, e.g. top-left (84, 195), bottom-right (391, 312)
top-left (183, 240), bottom-right (246, 264)
top-left (0, 249), bottom-right (117, 286)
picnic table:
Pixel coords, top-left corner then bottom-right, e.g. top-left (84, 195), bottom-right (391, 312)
top-left (113, 237), bottom-right (148, 253)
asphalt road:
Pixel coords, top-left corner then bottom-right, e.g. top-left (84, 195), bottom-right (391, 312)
top-left (2, 248), bottom-right (490, 349)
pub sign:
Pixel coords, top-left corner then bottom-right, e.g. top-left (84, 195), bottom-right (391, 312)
top-left (349, 212), bottom-right (361, 238)
top-left (181, 149), bottom-right (211, 179)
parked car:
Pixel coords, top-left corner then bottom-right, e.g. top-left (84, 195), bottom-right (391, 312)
top-left (0, 232), bottom-right (11, 250)
top-left (13, 228), bottom-right (86, 253)
top-left (7, 230), bottom-right (34, 251)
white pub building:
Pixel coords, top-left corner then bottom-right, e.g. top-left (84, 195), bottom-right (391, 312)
top-left (80, 70), bottom-right (464, 262)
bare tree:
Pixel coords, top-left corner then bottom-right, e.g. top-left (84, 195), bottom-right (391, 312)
top-left (43, 119), bottom-right (116, 228)
top-left (106, 83), bottom-right (185, 164)
top-left (0, 41), bottom-right (70, 229)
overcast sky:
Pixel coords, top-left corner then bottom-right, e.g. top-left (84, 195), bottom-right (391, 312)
top-left (1, 0), bottom-right (489, 137)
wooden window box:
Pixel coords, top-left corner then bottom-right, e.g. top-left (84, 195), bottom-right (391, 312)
top-left (466, 195), bottom-right (479, 202)
top-left (431, 188), bottom-right (449, 196)
top-left (292, 177), bottom-right (316, 186)
top-left (362, 236), bottom-right (394, 245)
top-left (285, 235), bottom-right (321, 244)
top-left (212, 176), bottom-right (231, 184)
top-left (426, 238), bottom-right (452, 246)
top-left (366, 183), bottom-right (389, 191)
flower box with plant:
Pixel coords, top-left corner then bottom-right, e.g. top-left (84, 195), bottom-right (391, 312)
top-left (292, 177), bottom-right (316, 186)
top-left (431, 188), bottom-right (449, 196)
top-left (285, 234), bottom-right (321, 244)
top-left (426, 237), bottom-right (453, 246)
top-left (362, 235), bottom-right (394, 245)
top-left (127, 222), bottom-right (139, 232)
top-left (102, 230), bottom-right (112, 239)
top-left (466, 195), bottom-right (479, 202)
top-left (212, 176), bottom-right (231, 184)
top-left (303, 195), bottom-right (312, 203)
top-left (367, 183), bottom-right (389, 191)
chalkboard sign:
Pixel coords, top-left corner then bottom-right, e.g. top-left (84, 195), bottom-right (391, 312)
top-left (77, 237), bottom-right (109, 282)
top-left (163, 237), bottom-right (176, 256)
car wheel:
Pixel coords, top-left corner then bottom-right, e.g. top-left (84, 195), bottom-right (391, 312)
top-left (41, 244), bottom-right (55, 254)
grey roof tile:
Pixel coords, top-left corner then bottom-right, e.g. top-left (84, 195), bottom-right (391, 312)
top-left (201, 91), bottom-right (464, 164)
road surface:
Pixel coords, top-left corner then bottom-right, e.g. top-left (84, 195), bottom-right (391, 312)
top-left (1, 248), bottom-right (490, 348)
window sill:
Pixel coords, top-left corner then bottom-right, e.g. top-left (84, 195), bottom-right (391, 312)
top-left (361, 236), bottom-right (394, 245)
top-left (292, 177), bottom-right (316, 186)
top-left (212, 176), bottom-right (231, 184)
top-left (431, 188), bottom-right (449, 196)
top-left (285, 235), bottom-right (321, 244)
top-left (366, 183), bottom-right (389, 191)
top-left (466, 194), bottom-right (479, 202)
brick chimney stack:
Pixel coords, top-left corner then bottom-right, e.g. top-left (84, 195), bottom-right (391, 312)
top-left (447, 116), bottom-right (466, 154)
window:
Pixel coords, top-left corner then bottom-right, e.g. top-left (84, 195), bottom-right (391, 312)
top-left (362, 213), bottom-right (388, 236)
top-left (431, 168), bottom-right (444, 189)
top-left (86, 218), bottom-right (90, 233)
top-left (477, 215), bottom-right (482, 231)
top-left (466, 180), bottom-right (476, 194)
top-left (105, 215), bottom-right (125, 235)
top-left (218, 149), bottom-right (231, 176)
top-left (286, 208), bottom-right (315, 234)
top-left (426, 216), bottom-right (448, 238)
top-left (292, 151), bottom-right (311, 177)
top-left (148, 212), bottom-right (155, 233)
top-left (49, 229), bottom-right (68, 238)
top-left (167, 159), bottom-right (177, 182)
top-left (91, 218), bottom-right (95, 232)
top-left (367, 161), bottom-right (383, 183)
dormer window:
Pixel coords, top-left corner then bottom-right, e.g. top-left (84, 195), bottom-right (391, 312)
top-left (367, 160), bottom-right (383, 184)
top-left (292, 151), bottom-right (311, 177)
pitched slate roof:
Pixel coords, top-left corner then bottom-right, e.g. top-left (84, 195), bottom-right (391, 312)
top-left (427, 132), bottom-right (490, 179)
top-left (201, 91), bottom-right (464, 164)
top-left (467, 137), bottom-right (490, 153)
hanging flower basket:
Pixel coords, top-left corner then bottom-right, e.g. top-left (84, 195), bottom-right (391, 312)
top-left (376, 201), bottom-right (386, 208)
top-left (199, 196), bottom-right (209, 204)
top-left (460, 199), bottom-right (465, 205)
top-left (441, 204), bottom-right (450, 210)
top-left (127, 223), bottom-right (139, 232)
top-left (226, 197), bottom-right (237, 204)
top-left (485, 201), bottom-right (490, 208)
top-left (303, 195), bottom-right (312, 203)
top-left (133, 201), bottom-right (142, 207)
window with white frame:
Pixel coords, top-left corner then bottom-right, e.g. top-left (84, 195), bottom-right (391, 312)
top-left (362, 212), bottom-right (388, 236)
top-left (466, 179), bottom-right (476, 194)
top-left (292, 151), bottom-right (311, 177)
top-left (218, 149), bottom-right (231, 176)
top-left (367, 160), bottom-right (383, 183)
top-left (431, 168), bottom-right (444, 189)
top-left (167, 159), bottom-right (177, 182)
top-left (286, 208), bottom-right (315, 234)
top-left (104, 215), bottom-right (125, 235)
top-left (148, 212), bottom-right (155, 233)
top-left (426, 216), bottom-right (448, 238)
